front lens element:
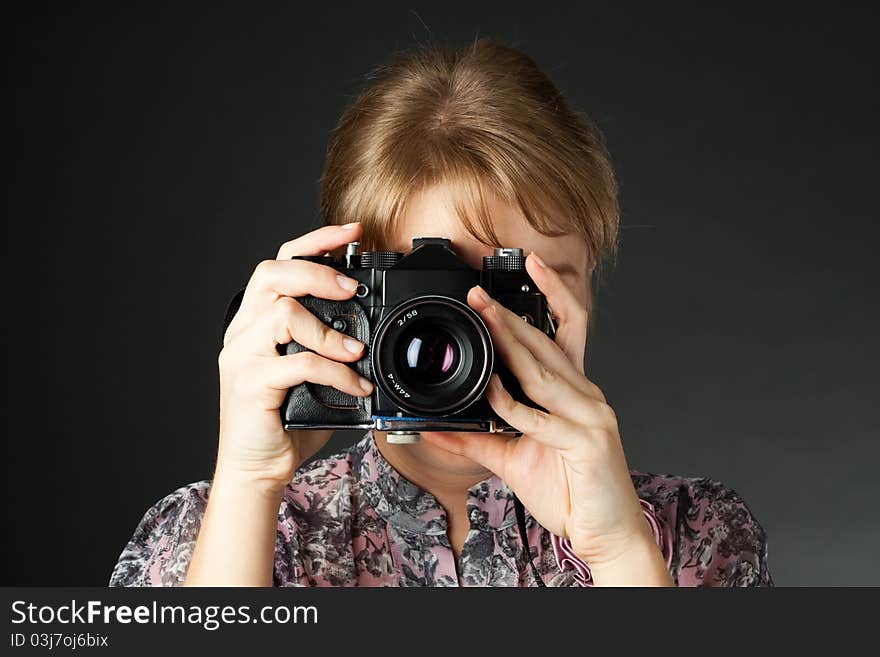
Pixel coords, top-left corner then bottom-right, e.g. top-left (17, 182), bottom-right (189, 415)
top-left (398, 326), bottom-right (460, 384)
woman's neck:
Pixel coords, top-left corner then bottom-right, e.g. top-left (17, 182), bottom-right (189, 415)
top-left (373, 430), bottom-right (493, 558)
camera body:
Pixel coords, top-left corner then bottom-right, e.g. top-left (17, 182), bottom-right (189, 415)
top-left (280, 237), bottom-right (555, 437)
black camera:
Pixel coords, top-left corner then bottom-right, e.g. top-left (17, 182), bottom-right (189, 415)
top-left (278, 237), bottom-right (555, 442)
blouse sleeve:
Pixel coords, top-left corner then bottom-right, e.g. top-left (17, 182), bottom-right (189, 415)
top-left (671, 478), bottom-right (773, 587)
top-left (550, 498), bottom-right (673, 586)
top-left (551, 476), bottom-right (772, 587)
top-left (109, 482), bottom-right (211, 587)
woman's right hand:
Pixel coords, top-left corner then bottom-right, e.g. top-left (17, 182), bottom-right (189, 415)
top-left (215, 221), bottom-right (374, 493)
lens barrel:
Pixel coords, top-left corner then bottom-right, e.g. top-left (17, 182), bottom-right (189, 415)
top-left (371, 296), bottom-right (493, 416)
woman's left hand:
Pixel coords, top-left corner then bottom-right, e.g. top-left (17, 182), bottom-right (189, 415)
top-left (420, 252), bottom-right (669, 580)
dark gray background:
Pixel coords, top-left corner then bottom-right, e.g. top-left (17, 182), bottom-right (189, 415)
top-left (7, 3), bottom-right (878, 586)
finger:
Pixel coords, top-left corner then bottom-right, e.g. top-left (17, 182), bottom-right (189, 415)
top-left (469, 295), bottom-right (604, 424)
top-left (419, 431), bottom-right (513, 477)
top-left (239, 258), bottom-right (361, 318)
top-left (485, 374), bottom-right (588, 452)
top-left (257, 351), bottom-right (374, 398)
top-left (276, 222), bottom-right (362, 259)
top-left (467, 285), bottom-right (605, 403)
top-left (525, 252), bottom-right (588, 369)
top-left (233, 296), bottom-right (367, 360)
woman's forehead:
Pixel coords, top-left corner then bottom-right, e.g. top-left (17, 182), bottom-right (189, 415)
top-left (386, 184), bottom-right (589, 273)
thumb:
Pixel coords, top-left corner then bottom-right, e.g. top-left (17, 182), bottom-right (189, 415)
top-left (419, 431), bottom-right (513, 477)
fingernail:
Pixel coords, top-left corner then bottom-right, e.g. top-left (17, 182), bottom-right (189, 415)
top-left (359, 377), bottom-right (374, 392)
top-left (336, 274), bottom-right (358, 291)
top-left (343, 338), bottom-right (364, 354)
top-left (489, 374), bottom-right (502, 390)
top-left (341, 221), bottom-right (360, 230)
top-left (530, 252), bottom-right (546, 268)
top-left (472, 285), bottom-right (491, 305)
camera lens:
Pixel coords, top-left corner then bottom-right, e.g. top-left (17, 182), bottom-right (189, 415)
top-left (372, 296), bottom-right (493, 416)
top-left (396, 325), bottom-right (460, 385)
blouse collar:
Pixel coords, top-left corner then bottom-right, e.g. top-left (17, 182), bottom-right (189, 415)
top-left (351, 430), bottom-right (526, 536)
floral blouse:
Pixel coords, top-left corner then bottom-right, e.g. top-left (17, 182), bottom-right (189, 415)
top-left (109, 430), bottom-right (772, 587)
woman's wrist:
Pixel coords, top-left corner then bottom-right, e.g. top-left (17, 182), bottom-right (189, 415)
top-left (581, 527), bottom-right (674, 587)
top-left (212, 466), bottom-right (293, 499)
top-left (213, 438), bottom-right (301, 498)
top-left (184, 463), bottom-right (290, 586)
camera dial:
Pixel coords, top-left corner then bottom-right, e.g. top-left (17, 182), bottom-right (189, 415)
top-left (483, 247), bottom-right (526, 270)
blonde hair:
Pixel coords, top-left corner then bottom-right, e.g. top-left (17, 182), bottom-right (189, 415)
top-left (320, 38), bottom-right (619, 276)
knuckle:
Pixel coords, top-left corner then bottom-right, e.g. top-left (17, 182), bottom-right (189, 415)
top-left (310, 318), bottom-right (333, 349)
top-left (271, 297), bottom-right (299, 334)
top-left (519, 377), bottom-right (537, 397)
top-left (519, 364), bottom-right (556, 399)
top-left (296, 351), bottom-right (321, 375)
top-left (536, 363), bottom-right (557, 387)
top-left (521, 377), bottom-right (543, 400)
top-left (276, 240), bottom-right (295, 259)
top-left (296, 317), bottom-right (333, 352)
top-left (596, 401), bottom-right (617, 426)
top-left (251, 259), bottom-right (276, 285)
top-left (527, 407), bottom-right (549, 431)
top-left (254, 258), bottom-right (275, 275)
top-left (590, 383), bottom-right (607, 403)
top-left (273, 296), bottom-right (298, 323)
top-left (275, 295), bottom-right (298, 312)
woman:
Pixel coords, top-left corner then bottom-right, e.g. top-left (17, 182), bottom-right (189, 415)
top-left (110, 39), bottom-right (772, 587)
